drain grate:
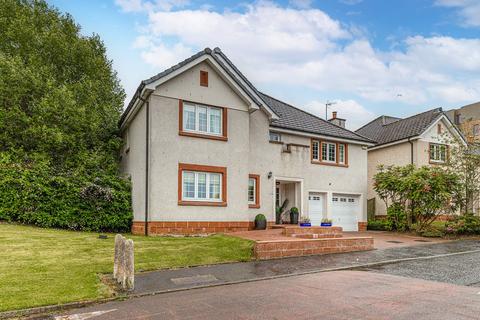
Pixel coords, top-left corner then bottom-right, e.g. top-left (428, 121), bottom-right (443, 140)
top-left (414, 239), bottom-right (431, 242)
top-left (386, 240), bottom-right (404, 244)
top-left (171, 274), bottom-right (218, 286)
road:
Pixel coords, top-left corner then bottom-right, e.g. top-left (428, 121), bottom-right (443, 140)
top-left (55, 249), bottom-right (480, 320)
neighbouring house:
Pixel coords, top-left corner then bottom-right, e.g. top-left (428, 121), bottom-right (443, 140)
top-left (119, 47), bottom-right (374, 235)
top-left (446, 102), bottom-right (480, 144)
top-left (356, 108), bottom-right (466, 218)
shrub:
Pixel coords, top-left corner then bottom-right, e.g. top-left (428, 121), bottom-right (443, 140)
top-left (0, 153), bottom-right (132, 232)
top-left (445, 213), bottom-right (480, 235)
top-left (367, 220), bottom-right (390, 231)
top-left (254, 214), bottom-right (266, 222)
top-left (386, 203), bottom-right (407, 231)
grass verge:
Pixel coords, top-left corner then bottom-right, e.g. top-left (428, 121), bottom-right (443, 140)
top-left (0, 223), bottom-right (253, 312)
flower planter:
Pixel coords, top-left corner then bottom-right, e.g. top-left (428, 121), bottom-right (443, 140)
top-left (255, 219), bottom-right (267, 230)
top-left (321, 222), bottom-right (332, 227)
top-left (299, 223), bottom-right (311, 227)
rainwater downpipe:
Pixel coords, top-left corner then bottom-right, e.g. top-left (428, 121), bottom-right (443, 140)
top-left (139, 94), bottom-right (150, 236)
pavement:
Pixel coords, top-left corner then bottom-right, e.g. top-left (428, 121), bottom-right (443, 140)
top-left (56, 270), bottom-right (480, 320)
top-left (131, 239), bottom-right (480, 295)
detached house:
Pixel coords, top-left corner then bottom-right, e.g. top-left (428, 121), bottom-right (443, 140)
top-left (356, 108), bottom-right (466, 217)
top-left (119, 48), bottom-right (373, 235)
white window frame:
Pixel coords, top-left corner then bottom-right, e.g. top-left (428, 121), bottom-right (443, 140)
top-left (269, 131), bottom-right (281, 142)
top-left (183, 102), bottom-right (223, 136)
top-left (182, 171), bottom-right (222, 202)
top-left (312, 140), bottom-right (319, 160)
top-left (430, 143), bottom-right (447, 163)
top-left (322, 142), bottom-right (337, 163)
top-left (248, 178), bottom-right (256, 204)
top-left (339, 144), bottom-right (345, 164)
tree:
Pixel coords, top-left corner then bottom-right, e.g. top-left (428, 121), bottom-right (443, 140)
top-left (445, 140), bottom-right (480, 215)
top-left (374, 165), bottom-right (460, 232)
top-left (0, 0), bottom-right (132, 231)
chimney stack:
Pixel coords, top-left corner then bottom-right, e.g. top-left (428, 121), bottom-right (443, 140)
top-left (328, 111), bottom-right (346, 128)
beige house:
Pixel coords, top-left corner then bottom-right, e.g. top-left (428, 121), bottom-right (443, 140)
top-left (446, 102), bottom-right (480, 144)
top-left (119, 47), bottom-right (374, 235)
top-left (356, 108), bottom-right (466, 217)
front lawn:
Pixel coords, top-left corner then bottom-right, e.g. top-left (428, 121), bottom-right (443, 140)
top-left (0, 223), bottom-right (253, 312)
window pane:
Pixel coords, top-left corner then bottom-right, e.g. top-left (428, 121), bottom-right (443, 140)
top-left (209, 173), bottom-right (221, 200)
top-left (321, 143), bottom-right (327, 161)
top-left (339, 144), bottom-right (345, 163)
top-left (184, 104), bottom-right (196, 130)
top-left (198, 106), bottom-right (207, 132)
top-left (440, 146), bottom-right (446, 162)
top-left (197, 173), bottom-right (207, 198)
top-left (209, 108), bottom-right (222, 134)
top-left (269, 132), bottom-right (281, 142)
top-left (248, 178), bottom-right (255, 203)
top-left (183, 172), bottom-right (195, 198)
top-left (328, 143), bottom-right (336, 162)
top-left (430, 145), bottom-right (436, 160)
top-left (312, 141), bottom-right (319, 160)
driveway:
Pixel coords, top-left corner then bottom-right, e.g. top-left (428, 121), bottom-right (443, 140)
top-left (345, 231), bottom-right (448, 249)
top-left (56, 270), bottom-right (480, 320)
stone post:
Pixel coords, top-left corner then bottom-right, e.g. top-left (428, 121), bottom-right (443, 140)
top-left (117, 236), bottom-right (126, 285)
top-left (113, 234), bottom-right (123, 280)
top-left (124, 239), bottom-right (135, 291)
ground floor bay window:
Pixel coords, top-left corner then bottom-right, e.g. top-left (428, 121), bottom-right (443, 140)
top-left (178, 163), bottom-right (227, 206)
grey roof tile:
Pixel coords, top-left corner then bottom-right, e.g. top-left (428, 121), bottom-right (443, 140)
top-left (355, 108), bottom-right (444, 146)
top-left (260, 93), bottom-right (373, 143)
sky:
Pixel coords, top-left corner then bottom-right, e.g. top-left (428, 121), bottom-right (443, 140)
top-left (48, 0), bottom-right (480, 129)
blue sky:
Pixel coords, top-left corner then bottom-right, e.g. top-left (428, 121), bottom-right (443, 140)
top-left (49, 0), bottom-right (480, 129)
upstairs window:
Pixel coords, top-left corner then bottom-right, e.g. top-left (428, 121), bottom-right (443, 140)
top-left (322, 142), bottom-right (336, 163)
top-left (183, 102), bottom-right (222, 135)
top-left (429, 143), bottom-right (447, 163)
top-left (269, 131), bottom-right (281, 142)
top-left (311, 139), bottom-right (348, 167)
top-left (473, 124), bottom-right (480, 137)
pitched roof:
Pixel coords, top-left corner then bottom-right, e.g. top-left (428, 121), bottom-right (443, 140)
top-left (355, 108), bottom-right (444, 146)
top-left (260, 93), bottom-right (373, 143)
top-left (121, 47), bottom-right (373, 143)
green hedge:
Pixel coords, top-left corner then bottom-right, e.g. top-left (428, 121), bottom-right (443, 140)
top-left (367, 219), bottom-right (390, 231)
top-left (0, 153), bottom-right (132, 232)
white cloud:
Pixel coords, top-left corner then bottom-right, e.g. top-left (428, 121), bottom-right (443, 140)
top-left (115, 0), bottom-right (189, 12)
top-left (119, 1), bottom-right (480, 113)
top-left (435, 0), bottom-right (480, 27)
top-left (304, 99), bottom-right (376, 130)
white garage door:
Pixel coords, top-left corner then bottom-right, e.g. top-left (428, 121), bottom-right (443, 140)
top-left (308, 193), bottom-right (324, 226)
top-left (332, 194), bottom-right (360, 231)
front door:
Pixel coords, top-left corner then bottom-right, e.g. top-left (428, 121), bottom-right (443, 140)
top-left (308, 193), bottom-right (324, 226)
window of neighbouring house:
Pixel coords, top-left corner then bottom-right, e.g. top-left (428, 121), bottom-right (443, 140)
top-left (429, 143), bottom-right (447, 163)
top-left (248, 174), bottom-right (260, 208)
top-left (178, 163), bottom-right (226, 206)
top-left (269, 131), bottom-right (281, 142)
top-left (473, 124), bottom-right (480, 137)
top-left (183, 102), bottom-right (222, 135)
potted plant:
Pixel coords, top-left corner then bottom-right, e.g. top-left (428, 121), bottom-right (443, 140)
top-left (290, 207), bottom-right (299, 225)
top-left (254, 214), bottom-right (267, 230)
top-left (299, 216), bottom-right (311, 227)
top-left (321, 218), bottom-right (332, 227)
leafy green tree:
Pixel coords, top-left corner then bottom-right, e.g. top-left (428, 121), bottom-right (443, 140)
top-left (374, 165), bottom-right (460, 232)
top-left (0, 0), bottom-right (132, 231)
